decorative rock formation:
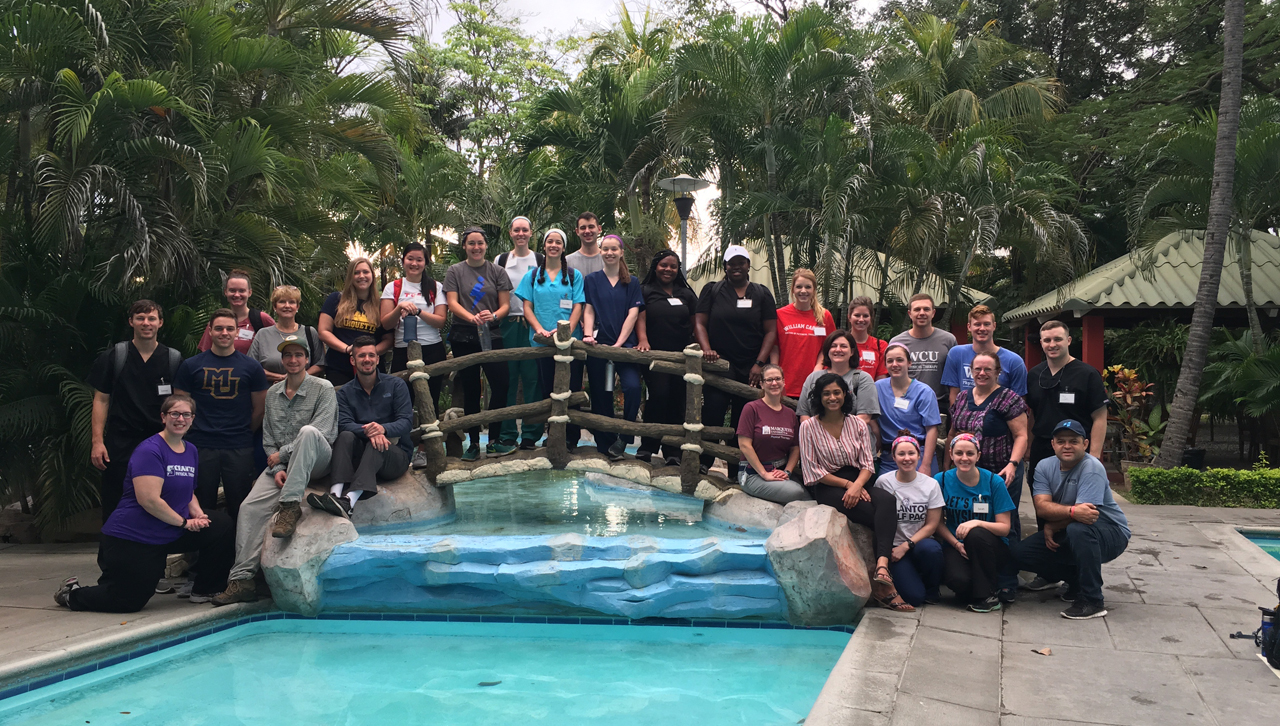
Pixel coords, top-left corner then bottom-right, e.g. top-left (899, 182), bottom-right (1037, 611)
top-left (765, 504), bottom-right (872, 626)
top-left (261, 508), bottom-right (357, 616)
top-left (704, 489), bottom-right (786, 534)
top-left (349, 469), bottom-right (457, 533)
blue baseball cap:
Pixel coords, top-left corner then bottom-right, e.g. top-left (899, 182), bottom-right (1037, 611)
top-left (1052, 419), bottom-right (1088, 438)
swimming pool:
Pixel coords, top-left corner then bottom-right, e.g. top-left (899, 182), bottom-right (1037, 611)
top-left (0, 619), bottom-right (848, 725)
top-left (1247, 535), bottom-right (1280, 562)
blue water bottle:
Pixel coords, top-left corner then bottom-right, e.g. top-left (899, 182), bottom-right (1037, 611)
top-left (403, 314), bottom-right (418, 342)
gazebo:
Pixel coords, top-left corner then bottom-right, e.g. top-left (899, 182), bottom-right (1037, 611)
top-left (1003, 230), bottom-right (1280, 370)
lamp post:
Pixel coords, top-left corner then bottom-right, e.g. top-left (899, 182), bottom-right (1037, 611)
top-left (656, 174), bottom-right (712, 273)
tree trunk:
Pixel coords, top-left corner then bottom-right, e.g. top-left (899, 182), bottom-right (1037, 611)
top-left (1154, 0), bottom-right (1245, 469)
top-left (939, 229), bottom-right (980, 329)
top-left (1235, 230), bottom-right (1265, 353)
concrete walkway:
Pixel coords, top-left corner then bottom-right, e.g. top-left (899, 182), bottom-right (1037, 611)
top-left (809, 501), bottom-right (1280, 726)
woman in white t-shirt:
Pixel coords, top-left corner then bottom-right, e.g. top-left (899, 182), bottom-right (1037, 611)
top-left (379, 241), bottom-right (448, 419)
top-left (873, 434), bottom-right (945, 607)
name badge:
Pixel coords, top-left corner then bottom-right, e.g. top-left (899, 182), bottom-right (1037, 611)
top-left (736, 299), bottom-right (753, 309)
top-left (559, 299), bottom-right (574, 310)
top-left (894, 397), bottom-right (910, 410)
top-left (237, 328), bottom-right (253, 341)
top-left (668, 298), bottom-right (684, 306)
top-left (861, 350), bottom-right (876, 361)
top-left (157, 384), bottom-right (172, 396)
top-left (973, 501), bottom-right (990, 514)
top-left (813, 326), bottom-right (826, 336)
top-left (1059, 392), bottom-right (1076, 404)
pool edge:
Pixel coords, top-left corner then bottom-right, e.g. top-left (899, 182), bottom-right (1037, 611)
top-left (1193, 523), bottom-right (1280, 584)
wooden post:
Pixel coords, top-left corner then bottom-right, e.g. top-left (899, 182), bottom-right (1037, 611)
top-left (1082, 313), bottom-right (1105, 373)
top-left (547, 321), bottom-right (573, 469)
top-left (680, 344), bottom-right (704, 495)
top-left (407, 341), bottom-right (446, 481)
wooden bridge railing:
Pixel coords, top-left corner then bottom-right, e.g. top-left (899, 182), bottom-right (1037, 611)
top-left (397, 321), bottom-right (797, 495)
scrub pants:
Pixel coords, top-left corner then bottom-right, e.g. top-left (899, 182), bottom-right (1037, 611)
top-left (100, 436), bottom-right (148, 522)
top-left (701, 365), bottom-right (752, 477)
top-left (585, 356), bottom-right (641, 453)
top-left (500, 318), bottom-right (543, 445)
top-left (639, 366), bottom-right (686, 460)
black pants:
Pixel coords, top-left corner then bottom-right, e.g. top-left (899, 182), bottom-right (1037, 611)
top-left (69, 512), bottom-right (235, 613)
top-left (640, 367), bottom-right (686, 459)
top-left (1013, 520), bottom-right (1129, 606)
top-left (805, 466), bottom-right (896, 561)
top-left (538, 356), bottom-right (584, 446)
top-left (451, 337), bottom-right (508, 447)
top-left (195, 447), bottom-right (258, 522)
top-left (942, 527), bottom-right (1012, 602)
top-left (330, 430), bottom-right (409, 495)
top-left (390, 342), bottom-right (446, 416)
top-left (101, 437), bottom-right (148, 522)
top-left (701, 365), bottom-right (752, 477)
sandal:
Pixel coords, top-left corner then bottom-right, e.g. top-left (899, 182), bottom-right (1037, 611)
top-left (873, 592), bottom-right (916, 612)
top-left (873, 565), bottom-right (894, 587)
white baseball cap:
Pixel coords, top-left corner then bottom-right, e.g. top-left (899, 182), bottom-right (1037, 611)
top-left (723, 244), bottom-right (751, 262)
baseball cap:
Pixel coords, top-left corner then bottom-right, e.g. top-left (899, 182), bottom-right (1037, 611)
top-left (723, 244), bottom-right (751, 262)
top-left (1052, 419), bottom-right (1087, 437)
top-left (277, 334), bottom-right (309, 354)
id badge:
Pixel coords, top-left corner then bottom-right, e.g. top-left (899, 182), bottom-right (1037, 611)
top-left (973, 501), bottom-right (990, 514)
top-left (736, 299), bottom-right (753, 309)
top-left (894, 397), bottom-right (910, 410)
top-left (861, 350), bottom-right (876, 361)
top-left (157, 384), bottom-right (173, 396)
top-left (559, 298), bottom-right (573, 310)
top-left (813, 326), bottom-right (826, 336)
top-left (668, 297), bottom-right (684, 306)
top-left (237, 328), bottom-right (253, 341)
top-left (1059, 392), bottom-right (1076, 404)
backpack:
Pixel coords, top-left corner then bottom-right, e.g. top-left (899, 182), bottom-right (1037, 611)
top-left (301, 324), bottom-right (324, 363)
top-left (391, 278), bottom-right (437, 306)
top-left (112, 341), bottom-right (182, 381)
top-left (496, 251), bottom-right (545, 271)
top-left (248, 309), bottom-right (268, 332)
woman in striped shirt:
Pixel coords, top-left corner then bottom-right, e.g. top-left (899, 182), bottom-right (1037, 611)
top-left (799, 372), bottom-right (913, 611)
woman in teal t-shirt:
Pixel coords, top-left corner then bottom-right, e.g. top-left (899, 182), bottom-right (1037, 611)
top-left (934, 433), bottom-right (1015, 613)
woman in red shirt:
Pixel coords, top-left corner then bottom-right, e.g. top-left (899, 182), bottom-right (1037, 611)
top-left (771, 269), bottom-right (835, 398)
top-left (848, 295), bottom-right (888, 380)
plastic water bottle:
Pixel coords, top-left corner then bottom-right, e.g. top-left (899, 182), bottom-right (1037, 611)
top-left (403, 314), bottom-right (418, 342)
top-left (605, 360), bottom-right (614, 392)
top-left (478, 321), bottom-right (493, 351)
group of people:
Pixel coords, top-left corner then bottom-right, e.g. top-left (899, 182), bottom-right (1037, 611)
top-left (58, 216), bottom-right (1131, 621)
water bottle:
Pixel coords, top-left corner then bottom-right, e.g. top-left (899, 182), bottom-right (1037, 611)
top-left (478, 321), bottom-right (493, 351)
top-left (403, 314), bottom-right (418, 343)
top-left (605, 360), bottom-right (615, 392)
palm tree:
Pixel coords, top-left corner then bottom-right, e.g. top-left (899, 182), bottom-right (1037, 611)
top-left (1154, 0), bottom-right (1247, 469)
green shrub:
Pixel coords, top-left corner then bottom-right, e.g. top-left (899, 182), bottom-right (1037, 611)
top-left (1128, 459), bottom-right (1280, 508)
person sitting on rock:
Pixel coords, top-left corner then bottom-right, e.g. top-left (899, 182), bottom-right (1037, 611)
top-left (935, 433), bottom-right (1015, 613)
top-left (798, 372), bottom-right (911, 612)
top-left (873, 434), bottom-right (945, 608)
top-left (310, 335), bottom-right (413, 518)
top-left (736, 364), bottom-right (807, 503)
top-left (212, 335), bottom-right (337, 606)
top-left (1013, 420), bottom-right (1131, 620)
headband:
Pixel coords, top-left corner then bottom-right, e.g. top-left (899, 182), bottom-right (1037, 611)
top-left (510, 216), bottom-right (531, 228)
top-left (542, 228), bottom-right (567, 245)
top-left (949, 432), bottom-right (981, 450)
top-left (602, 234), bottom-right (624, 249)
top-left (892, 435), bottom-right (921, 453)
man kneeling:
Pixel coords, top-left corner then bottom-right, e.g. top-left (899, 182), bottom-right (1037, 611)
top-left (213, 335), bottom-right (336, 606)
top-left (308, 335), bottom-right (414, 518)
top-left (1013, 420), bottom-right (1130, 620)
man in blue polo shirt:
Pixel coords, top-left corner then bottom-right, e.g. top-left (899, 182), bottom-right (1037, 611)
top-left (942, 304), bottom-right (1028, 409)
top-left (1013, 420), bottom-right (1130, 620)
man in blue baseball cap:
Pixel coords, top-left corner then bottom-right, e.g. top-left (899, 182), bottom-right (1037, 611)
top-left (1013, 419), bottom-right (1130, 620)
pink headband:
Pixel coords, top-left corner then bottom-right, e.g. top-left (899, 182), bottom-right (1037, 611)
top-left (602, 234), bottom-right (624, 249)
top-left (892, 435), bottom-right (920, 453)
top-left (950, 432), bottom-right (980, 450)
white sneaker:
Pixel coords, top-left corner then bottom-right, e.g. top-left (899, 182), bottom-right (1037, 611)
top-left (187, 592), bottom-right (213, 604)
top-left (176, 580), bottom-right (194, 598)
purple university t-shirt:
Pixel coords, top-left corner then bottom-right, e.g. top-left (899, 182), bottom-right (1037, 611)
top-left (736, 399), bottom-right (800, 465)
top-left (101, 434), bottom-right (198, 544)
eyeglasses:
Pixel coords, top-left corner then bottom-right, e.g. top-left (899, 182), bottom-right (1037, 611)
top-left (165, 412), bottom-right (194, 420)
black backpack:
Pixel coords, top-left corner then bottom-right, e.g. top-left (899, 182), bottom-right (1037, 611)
top-left (112, 342), bottom-right (182, 380)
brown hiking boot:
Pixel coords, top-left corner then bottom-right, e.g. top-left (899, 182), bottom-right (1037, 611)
top-left (211, 578), bottom-right (259, 607)
top-left (271, 500), bottom-right (302, 538)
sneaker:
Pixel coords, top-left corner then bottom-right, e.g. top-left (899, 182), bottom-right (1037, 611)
top-left (306, 492), bottom-right (331, 512)
top-left (461, 445), bottom-right (481, 462)
top-left (518, 439), bottom-right (539, 451)
top-left (607, 439), bottom-right (626, 461)
top-left (1060, 587), bottom-right (1079, 603)
top-left (924, 590), bottom-right (943, 605)
top-left (187, 591), bottom-right (213, 604)
top-left (54, 577), bottom-right (80, 608)
top-left (211, 578), bottom-right (259, 607)
top-left (412, 449), bottom-right (430, 470)
top-left (154, 579), bottom-right (175, 594)
top-left (1023, 576), bottom-right (1063, 591)
top-left (325, 493), bottom-right (352, 519)
top-left (271, 500), bottom-right (302, 538)
top-left (968, 595), bottom-right (1002, 613)
top-left (488, 442), bottom-right (517, 457)
top-left (665, 456), bottom-right (682, 467)
top-left (176, 580), bottom-right (194, 599)
top-left (997, 587), bottom-right (1017, 605)
top-left (1061, 599), bottom-right (1107, 620)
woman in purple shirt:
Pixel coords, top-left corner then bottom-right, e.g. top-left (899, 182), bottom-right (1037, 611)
top-left (55, 394), bottom-right (234, 612)
top-left (737, 364), bottom-right (807, 503)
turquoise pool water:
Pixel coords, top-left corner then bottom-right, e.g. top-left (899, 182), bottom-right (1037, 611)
top-left (1248, 535), bottom-right (1280, 561)
top-left (401, 470), bottom-right (742, 539)
top-left (0, 620), bottom-right (847, 725)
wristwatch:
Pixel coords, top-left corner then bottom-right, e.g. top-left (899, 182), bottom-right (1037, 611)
top-left (755, 359), bottom-right (768, 368)
top-left (906, 539), bottom-right (917, 551)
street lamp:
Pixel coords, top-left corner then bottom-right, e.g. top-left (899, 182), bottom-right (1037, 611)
top-left (656, 174), bottom-right (712, 273)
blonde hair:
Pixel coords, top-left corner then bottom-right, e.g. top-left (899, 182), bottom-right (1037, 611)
top-left (335, 257), bottom-right (379, 325)
top-left (790, 269), bottom-right (827, 326)
top-left (270, 285), bottom-right (302, 309)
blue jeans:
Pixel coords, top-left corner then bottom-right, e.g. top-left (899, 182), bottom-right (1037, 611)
top-left (585, 356), bottom-right (641, 453)
top-left (1012, 520), bottom-right (1129, 605)
top-left (888, 537), bottom-right (944, 606)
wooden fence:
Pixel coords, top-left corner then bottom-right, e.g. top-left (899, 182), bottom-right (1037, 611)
top-left (396, 321), bottom-right (796, 495)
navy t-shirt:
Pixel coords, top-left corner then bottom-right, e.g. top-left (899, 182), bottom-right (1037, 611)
top-left (584, 272), bottom-right (645, 347)
top-left (101, 434), bottom-right (198, 545)
top-left (174, 350), bottom-right (269, 449)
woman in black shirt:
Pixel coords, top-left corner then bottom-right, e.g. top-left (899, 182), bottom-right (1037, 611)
top-left (635, 250), bottom-right (698, 464)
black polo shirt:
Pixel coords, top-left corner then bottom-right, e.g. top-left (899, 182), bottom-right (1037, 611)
top-left (87, 342), bottom-right (182, 448)
top-left (642, 284), bottom-right (698, 352)
top-left (696, 279), bottom-right (777, 373)
top-left (1025, 358), bottom-right (1108, 439)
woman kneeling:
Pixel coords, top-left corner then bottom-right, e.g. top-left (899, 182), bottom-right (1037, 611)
top-left (935, 434), bottom-right (1016, 613)
top-left (798, 372), bottom-right (912, 611)
top-left (874, 434), bottom-right (945, 607)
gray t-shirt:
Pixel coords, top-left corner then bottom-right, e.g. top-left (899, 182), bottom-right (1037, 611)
top-left (443, 260), bottom-right (512, 317)
top-left (795, 368), bottom-right (880, 418)
top-left (566, 249), bottom-right (604, 277)
top-left (247, 325), bottom-right (321, 375)
top-left (890, 328), bottom-right (958, 397)
top-left (1032, 454), bottom-right (1130, 538)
